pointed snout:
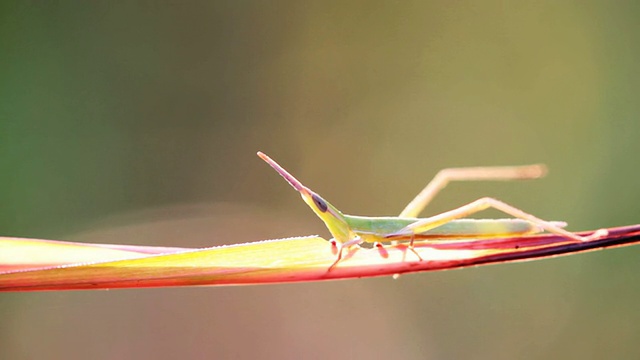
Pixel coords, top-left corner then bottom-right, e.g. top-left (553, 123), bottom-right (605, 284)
top-left (257, 151), bottom-right (308, 192)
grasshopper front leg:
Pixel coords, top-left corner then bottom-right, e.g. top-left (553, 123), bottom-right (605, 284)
top-left (328, 236), bottom-right (365, 271)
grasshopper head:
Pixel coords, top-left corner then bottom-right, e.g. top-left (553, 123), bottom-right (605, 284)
top-left (257, 152), bottom-right (352, 243)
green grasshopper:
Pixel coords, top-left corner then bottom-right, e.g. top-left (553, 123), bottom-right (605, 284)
top-left (258, 152), bottom-right (606, 268)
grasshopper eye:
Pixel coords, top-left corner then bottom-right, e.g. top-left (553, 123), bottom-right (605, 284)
top-left (311, 194), bottom-right (328, 212)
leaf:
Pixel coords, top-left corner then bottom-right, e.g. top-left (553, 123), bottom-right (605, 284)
top-left (0, 237), bottom-right (188, 272)
top-left (1, 225), bottom-right (639, 292)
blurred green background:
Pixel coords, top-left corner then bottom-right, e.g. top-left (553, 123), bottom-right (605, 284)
top-left (2, 1), bottom-right (640, 359)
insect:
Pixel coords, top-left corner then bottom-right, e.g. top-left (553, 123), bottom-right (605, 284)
top-left (257, 152), bottom-right (607, 269)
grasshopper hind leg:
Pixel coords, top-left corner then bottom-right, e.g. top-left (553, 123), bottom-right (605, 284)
top-left (391, 197), bottom-right (609, 242)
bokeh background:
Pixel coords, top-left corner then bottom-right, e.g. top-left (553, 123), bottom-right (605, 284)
top-left (2, 1), bottom-right (640, 359)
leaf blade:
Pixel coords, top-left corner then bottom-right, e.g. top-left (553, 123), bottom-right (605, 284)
top-left (1, 225), bottom-right (639, 292)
